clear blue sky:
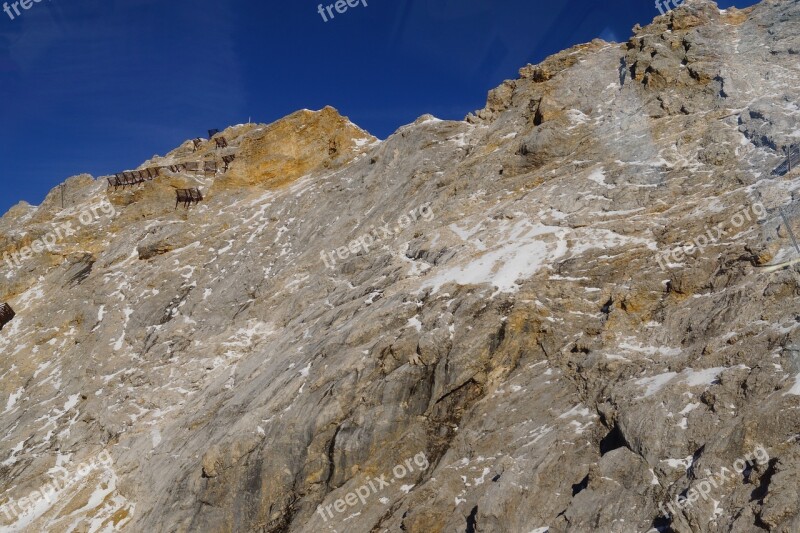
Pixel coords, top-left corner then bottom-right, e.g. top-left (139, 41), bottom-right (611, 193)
top-left (0, 0), bottom-right (757, 215)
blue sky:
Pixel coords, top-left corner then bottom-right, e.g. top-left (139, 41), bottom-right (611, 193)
top-left (0, 0), bottom-right (757, 215)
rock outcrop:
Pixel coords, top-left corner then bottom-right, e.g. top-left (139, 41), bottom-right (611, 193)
top-left (2, 1), bottom-right (800, 532)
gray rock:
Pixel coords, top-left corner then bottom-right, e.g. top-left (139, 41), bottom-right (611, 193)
top-left (2, 1), bottom-right (800, 532)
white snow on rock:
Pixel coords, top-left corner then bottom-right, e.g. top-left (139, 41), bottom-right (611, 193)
top-left (635, 372), bottom-right (679, 398)
top-left (784, 374), bottom-right (800, 396)
top-left (423, 219), bottom-right (569, 295)
top-left (636, 367), bottom-right (734, 398)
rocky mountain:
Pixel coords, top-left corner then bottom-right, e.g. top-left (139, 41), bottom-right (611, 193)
top-left (2, 0), bottom-right (800, 531)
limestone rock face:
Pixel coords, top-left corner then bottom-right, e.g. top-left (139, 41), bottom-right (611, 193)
top-left (221, 106), bottom-right (377, 190)
top-left (2, 1), bottom-right (800, 532)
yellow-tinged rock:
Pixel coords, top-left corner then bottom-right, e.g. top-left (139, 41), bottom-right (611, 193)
top-left (220, 106), bottom-right (376, 190)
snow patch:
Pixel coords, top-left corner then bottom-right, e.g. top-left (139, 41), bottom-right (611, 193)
top-left (424, 220), bottom-right (568, 295)
top-left (635, 372), bottom-right (678, 398)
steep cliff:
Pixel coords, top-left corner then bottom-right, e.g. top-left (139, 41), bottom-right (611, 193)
top-left (2, 1), bottom-right (800, 532)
